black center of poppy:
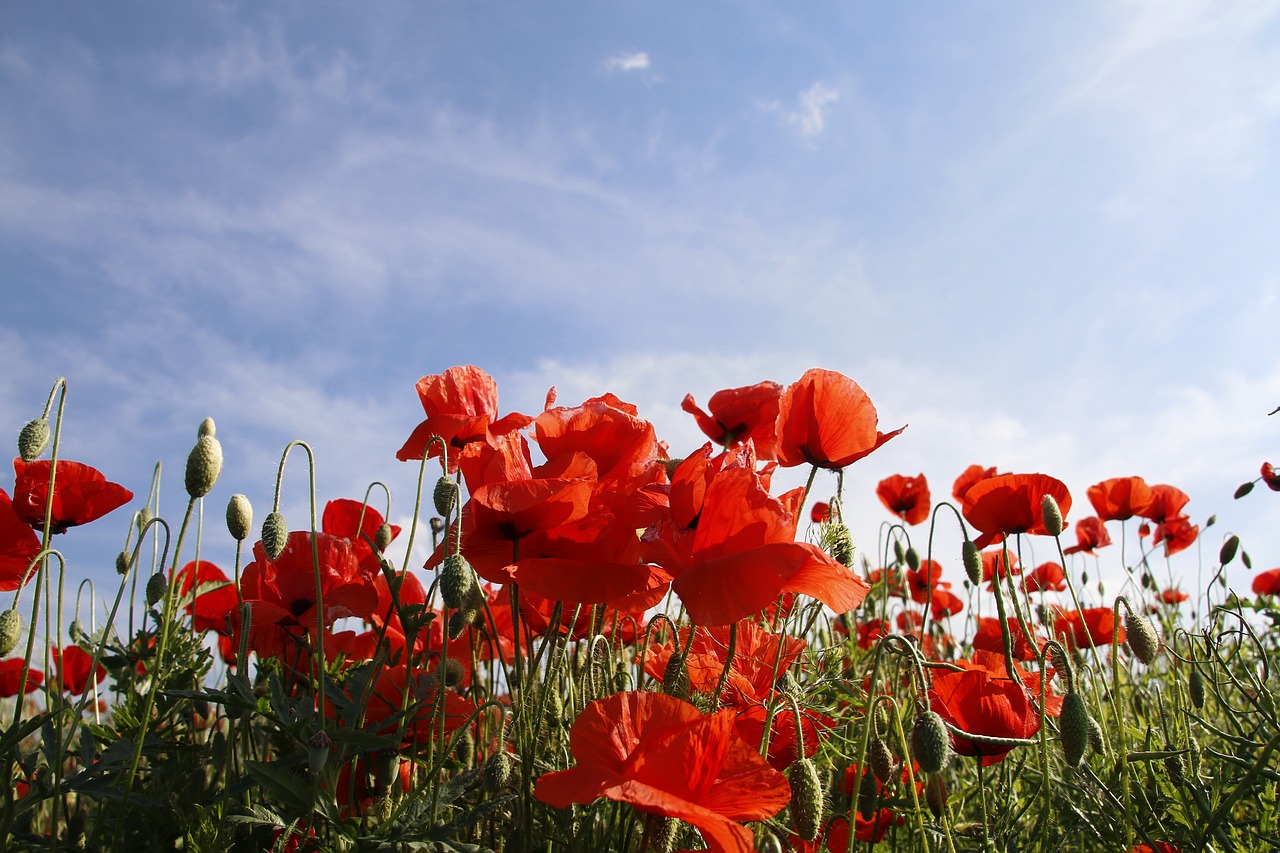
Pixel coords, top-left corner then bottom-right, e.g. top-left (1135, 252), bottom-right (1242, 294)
top-left (289, 598), bottom-right (313, 618)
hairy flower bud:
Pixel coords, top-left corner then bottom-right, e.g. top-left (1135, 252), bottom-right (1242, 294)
top-left (1125, 610), bottom-right (1160, 665)
top-left (440, 553), bottom-right (476, 610)
top-left (869, 737), bottom-right (898, 784)
top-left (261, 511), bottom-right (287, 560)
top-left (145, 572), bottom-right (167, 608)
top-left (962, 539), bottom-right (982, 586)
top-left (115, 550), bottom-right (130, 576)
top-left (374, 522), bottom-right (393, 552)
top-left (0, 609), bottom-right (22, 657)
top-left (185, 433), bottom-right (223, 499)
top-left (1219, 535), bottom-right (1240, 566)
top-left (1059, 691), bottom-right (1091, 768)
top-left (1041, 494), bottom-right (1064, 537)
top-left (197, 417), bottom-right (216, 438)
top-left (437, 657), bottom-right (465, 689)
top-left (911, 710), bottom-right (951, 774)
top-left (433, 476), bottom-right (460, 518)
top-left (1235, 481), bottom-right (1255, 499)
top-left (483, 752), bottom-right (514, 793)
top-left (17, 418), bottom-right (50, 462)
top-left (905, 547), bottom-right (921, 571)
top-left (662, 654), bottom-right (690, 701)
top-left (1189, 668), bottom-right (1205, 710)
top-left (788, 757), bottom-right (824, 842)
top-left (823, 522), bottom-right (854, 567)
top-left (924, 773), bottom-right (948, 819)
top-left (226, 494), bottom-right (253, 542)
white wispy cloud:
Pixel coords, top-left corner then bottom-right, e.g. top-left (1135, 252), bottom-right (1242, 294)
top-left (761, 81), bottom-right (841, 139)
top-left (604, 51), bottom-right (650, 73)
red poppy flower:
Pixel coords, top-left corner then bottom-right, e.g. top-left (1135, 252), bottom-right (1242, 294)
top-left (11, 459), bottom-right (132, 535)
top-left (534, 691), bottom-right (790, 853)
top-left (534, 393), bottom-right (662, 505)
top-left (176, 560), bottom-right (237, 634)
top-left (1054, 607), bottom-right (1124, 650)
top-left (321, 499), bottom-right (401, 581)
top-left (1159, 588), bottom-right (1189, 604)
top-left (53, 645), bottom-right (107, 695)
top-left (930, 588), bottom-right (965, 619)
top-left (1129, 844), bottom-right (1182, 853)
top-left (0, 488), bottom-right (41, 592)
top-left (876, 474), bottom-right (931, 525)
top-left (1153, 514), bottom-right (1198, 557)
top-left (0, 659), bottom-right (43, 697)
top-left (682, 381), bottom-right (783, 459)
top-left (1252, 568), bottom-right (1280, 595)
top-left (774, 369), bottom-right (905, 470)
top-left (1063, 516), bottom-right (1112, 556)
top-left (395, 365), bottom-right (533, 468)
top-left (981, 549), bottom-right (1021, 585)
top-left (642, 622), bottom-right (806, 705)
top-left (1262, 462), bottom-right (1280, 491)
top-left (962, 473), bottom-right (1072, 550)
top-left (1023, 562), bottom-right (1066, 593)
top-left (972, 617), bottom-right (1043, 661)
top-left (905, 559), bottom-right (946, 605)
top-left (952, 465), bottom-right (1002, 502)
top-left (358, 663), bottom-right (477, 747)
top-left (809, 501), bottom-right (830, 524)
top-left (1086, 477), bottom-right (1153, 522)
top-left (929, 660), bottom-right (1041, 766)
top-left (1139, 485), bottom-right (1191, 525)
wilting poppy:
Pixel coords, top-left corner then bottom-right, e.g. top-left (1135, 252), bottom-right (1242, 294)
top-left (0, 659), bottom-right (42, 697)
top-left (1063, 516), bottom-right (1112, 556)
top-left (1023, 562), bottom-right (1066, 593)
top-left (0, 488), bottom-right (41, 592)
top-left (877, 474), bottom-right (931, 526)
top-left (1138, 485), bottom-right (1191, 525)
top-left (395, 365), bottom-right (533, 468)
top-left (1251, 568), bottom-right (1280, 596)
top-left (774, 369), bottom-right (905, 470)
top-left (953, 465), bottom-right (1002, 502)
top-left (176, 560), bottom-right (237, 635)
top-left (929, 658), bottom-right (1041, 766)
top-left (1054, 607), bottom-right (1124, 650)
top-left (1153, 514), bottom-right (1198, 557)
top-left (52, 645), bottom-right (107, 695)
top-left (1087, 477), bottom-right (1153, 522)
top-left (11, 459), bottom-right (133, 535)
top-left (962, 473), bottom-right (1072, 550)
top-left (682, 381), bottom-right (783, 459)
top-left (534, 691), bottom-right (790, 853)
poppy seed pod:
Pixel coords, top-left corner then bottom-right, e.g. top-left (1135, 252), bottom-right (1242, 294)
top-left (962, 539), bottom-right (982, 586)
top-left (1059, 691), bottom-right (1091, 768)
top-left (306, 729), bottom-right (332, 778)
top-left (0, 609), bottom-right (22, 657)
top-left (374, 748), bottom-right (400, 793)
top-left (1219, 535), bottom-right (1240, 566)
top-left (1125, 611), bottom-right (1160, 665)
top-left (17, 418), bottom-right (50, 463)
top-left (226, 494), bottom-right (253, 542)
top-left (440, 553), bottom-right (476, 610)
top-left (911, 710), bottom-right (952, 774)
top-left (145, 571), bottom-right (167, 608)
top-left (788, 757), bottom-right (823, 842)
top-left (1041, 494), bottom-right (1064, 537)
top-left (261, 511), bottom-right (288, 560)
top-left (374, 522), bottom-right (393, 552)
top-left (433, 476), bottom-right (459, 518)
top-left (185, 434), bottom-right (223, 499)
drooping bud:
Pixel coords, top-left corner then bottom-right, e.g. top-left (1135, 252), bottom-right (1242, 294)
top-left (438, 657), bottom-right (465, 689)
top-left (1041, 494), bottom-right (1064, 537)
top-left (429, 517), bottom-right (445, 535)
top-left (905, 547), bottom-right (921, 571)
top-left (662, 654), bottom-right (690, 701)
top-left (911, 710), bottom-right (952, 774)
top-left (962, 539), bottom-right (982, 586)
top-left (1125, 610), bottom-right (1160, 666)
top-left (1243, 550), bottom-right (1253, 569)
top-left (448, 608), bottom-right (476, 640)
top-left (869, 737), bottom-right (898, 784)
top-left (1086, 714), bottom-right (1105, 756)
top-left (185, 431), bottom-right (223, 499)
top-left (893, 540), bottom-right (905, 565)
top-left (0, 609), bottom-right (22, 656)
top-left (306, 729), bottom-right (332, 778)
top-left (115, 551), bottom-right (130, 576)
top-left (433, 476), bottom-right (460, 518)
top-left (1219, 535), bottom-right (1240, 566)
top-left (924, 773), bottom-right (948, 819)
top-left (69, 618), bottom-right (86, 644)
top-left (788, 757), bottom-right (824, 842)
top-left (823, 521), bottom-right (855, 567)
top-left (261, 511), bottom-right (287, 560)
top-left (440, 553), bottom-right (476, 610)
top-left (483, 752), bottom-right (514, 793)
top-left (1235, 481), bottom-right (1255, 499)
top-left (226, 494), bottom-right (253, 542)
top-left (1189, 668), bottom-right (1205, 710)
top-left (374, 522), bottom-right (393, 552)
top-left (1059, 691), bottom-right (1091, 768)
top-left (17, 418), bottom-right (50, 462)
top-left (145, 572), bottom-right (167, 608)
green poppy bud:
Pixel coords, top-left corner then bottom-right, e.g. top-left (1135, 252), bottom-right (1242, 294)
top-left (1219, 535), bottom-right (1240, 566)
top-left (226, 494), bottom-right (253, 542)
top-left (145, 571), bottom-right (167, 608)
top-left (662, 654), bottom-right (690, 701)
top-left (306, 729), bottom-right (332, 778)
top-left (924, 773), bottom-right (948, 819)
top-left (261, 511), bottom-right (287, 560)
top-left (1041, 494), bottom-right (1064, 537)
top-left (17, 418), bottom-right (50, 463)
top-left (1059, 691), bottom-right (1091, 768)
top-left (1235, 481), bottom-right (1255, 499)
top-left (911, 710), bottom-right (951, 774)
top-left (0, 609), bottom-right (22, 657)
top-left (962, 539), bottom-right (982, 586)
top-left (905, 547), bottom-right (921, 571)
top-left (869, 737), bottom-right (897, 784)
top-left (185, 433), bottom-right (223, 499)
top-left (440, 553), bottom-right (476, 610)
top-left (788, 757), bottom-right (824, 842)
top-left (433, 476), bottom-right (459, 518)
top-left (1125, 611), bottom-right (1160, 666)
top-left (116, 550), bottom-right (130, 576)
top-left (483, 752), bottom-right (514, 793)
top-left (1189, 668), bottom-right (1205, 710)
top-left (375, 522), bottom-right (393, 552)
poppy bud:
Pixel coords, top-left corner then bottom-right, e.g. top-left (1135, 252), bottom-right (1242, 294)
top-left (116, 551), bottom-right (130, 576)
top-left (905, 547), bottom-right (920, 571)
top-left (1081, 569), bottom-right (1089, 585)
top-left (306, 729), bottom-right (332, 778)
top-left (910, 710), bottom-right (951, 774)
top-left (448, 608), bottom-right (476, 640)
top-left (438, 657), bottom-right (465, 689)
top-left (440, 553), bottom-right (476, 610)
top-left (0, 609), bottom-right (22, 657)
top-left (1086, 713), bottom-right (1105, 756)
top-left (1205, 514), bottom-right (1216, 528)
top-left (962, 539), bottom-right (982, 586)
top-left (647, 816), bottom-right (679, 853)
top-left (185, 433), bottom-right (223, 499)
top-left (869, 737), bottom-right (897, 784)
top-left (197, 416), bottom-right (216, 438)
top-left (1189, 735), bottom-right (1202, 779)
top-left (69, 618), bottom-right (86, 644)
top-left (893, 540), bottom-right (905, 565)
top-left (1243, 550), bottom-right (1253, 569)
top-left (429, 516), bottom-right (445, 535)
top-left (1041, 494), bottom-right (1064, 537)
top-left (17, 418), bottom-right (50, 462)
top-left (374, 522), bottom-right (393, 552)
top-left (823, 522), bottom-right (854, 567)
top-left (454, 728), bottom-right (475, 766)
top-left (1059, 691), bottom-right (1091, 768)
top-left (662, 654), bottom-right (690, 701)
top-left (924, 773), bottom-right (948, 819)
top-left (226, 494), bottom-right (253, 542)
top-left (1235, 481), bottom-right (1255, 499)
top-left (1219, 535), bottom-right (1240, 566)
top-left (374, 748), bottom-right (400, 793)
top-left (145, 571), bottom-right (167, 608)
top-left (433, 476), bottom-right (459, 518)
top-left (1164, 750), bottom-right (1187, 787)
top-left (483, 752), bottom-right (514, 793)
top-left (788, 757), bottom-right (824, 842)
top-left (261, 511), bottom-right (287, 560)
top-left (1048, 644), bottom-right (1071, 684)
top-left (1189, 668), bottom-right (1205, 710)
top-left (1125, 611), bottom-right (1160, 665)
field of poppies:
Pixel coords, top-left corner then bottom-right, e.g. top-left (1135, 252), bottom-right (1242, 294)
top-left (1, 367), bottom-right (1277, 852)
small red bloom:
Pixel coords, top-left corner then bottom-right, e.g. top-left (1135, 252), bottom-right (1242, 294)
top-left (1153, 514), bottom-right (1198, 557)
top-left (1023, 562), bottom-right (1066, 593)
top-left (981, 549), bottom-right (1020, 585)
top-left (0, 488), bottom-right (41, 592)
top-left (1054, 607), bottom-right (1124, 650)
top-left (322, 499), bottom-right (401, 581)
top-left (962, 473), bottom-right (1072, 550)
top-left (876, 473), bottom-right (931, 525)
top-left (395, 365), bottom-right (533, 468)
top-left (1086, 477), bottom-right (1153, 522)
top-left (0, 659), bottom-right (43, 697)
top-left (1251, 568), bottom-right (1280, 596)
top-left (1262, 462), bottom-right (1280, 491)
top-left (905, 559), bottom-right (946, 605)
top-left (176, 560), bottom-right (237, 634)
top-left (534, 691), bottom-right (790, 853)
top-left (1139, 485), bottom-right (1191, 525)
top-left (972, 617), bottom-right (1043, 661)
top-left (1063, 516), bottom-right (1112, 556)
top-left (810, 501), bottom-right (830, 524)
top-left (774, 369), bottom-right (905, 470)
top-left (11, 459), bottom-right (133, 535)
top-left (1159, 588), bottom-right (1189, 604)
top-left (681, 381), bottom-right (783, 459)
top-left (53, 645), bottom-right (107, 695)
top-left (952, 465), bottom-right (1003, 502)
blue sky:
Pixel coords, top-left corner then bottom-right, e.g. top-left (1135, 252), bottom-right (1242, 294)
top-left (2, 2), bottom-right (1279, 626)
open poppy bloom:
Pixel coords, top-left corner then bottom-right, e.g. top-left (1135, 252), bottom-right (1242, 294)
top-left (1138, 485), bottom-right (1191, 525)
top-left (972, 616), bottom-right (1043, 662)
top-left (961, 473), bottom-right (1072, 550)
top-left (1063, 516), bottom-right (1112, 556)
top-left (176, 560), bottom-right (237, 635)
top-left (395, 365), bottom-right (533, 468)
top-left (321, 499), bottom-right (401, 581)
top-left (1159, 588), bottom-right (1189, 604)
top-left (1153, 514), bottom-right (1198, 557)
top-left (1252, 568), bottom-right (1280, 596)
top-left (0, 659), bottom-right (43, 697)
top-left (1022, 562), bottom-right (1066, 593)
top-left (53, 645), bottom-right (107, 695)
top-left (1054, 606), bottom-right (1124, 650)
top-left (1262, 462), bottom-right (1280, 491)
top-left (774, 369), bottom-right (905, 470)
top-left (929, 655), bottom-right (1042, 766)
top-left (682, 381), bottom-right (783, 459)
top-left (11, 459), bottom-right (133, 535)
top-left (1086, 477), bottom-right (1153, 522)
top-left (0, 488), bottom-right (41, 591)
top-left (876, 473), bottom-right (931, 525)
top-left (534, 691), bottom-right (790, 853)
